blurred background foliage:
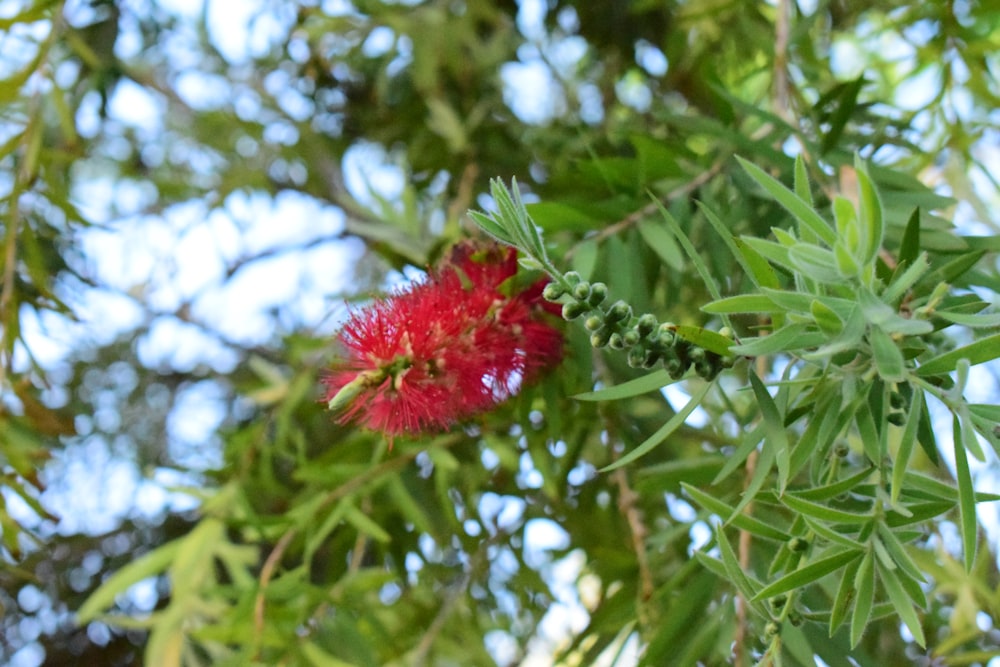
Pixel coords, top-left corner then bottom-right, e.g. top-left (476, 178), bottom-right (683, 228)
top-left (1, 0), bottom-right (999, 665)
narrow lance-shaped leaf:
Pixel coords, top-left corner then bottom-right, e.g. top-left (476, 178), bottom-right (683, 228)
top-left (751, 549), bottom-right (862, 601)
top-left (850, 549), bottom-right (876, 647)
top-left (601, 381), bottom-right (714, 472)
top-left (891, 392), bottom-right (924, 505)
top-left (953, 415), bottom-right (978, 571)
top-left (917, 332), bottom-right (1000, 376)
top-left (878, 562), bottom-right (927, 647)
top-left (749, 371), bottom-right (791, 492)
top-left (736, 156), bottom-right (837, 246)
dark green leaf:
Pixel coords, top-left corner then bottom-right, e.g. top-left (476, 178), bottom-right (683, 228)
top-left (953, 416), bottom-right (978, 571)
top-left (601, 381), bottom-right (713, 472)
top-left (917, 333), bottom-right (1000, 376)
top-left (751, 548), bottom-right (862, 601)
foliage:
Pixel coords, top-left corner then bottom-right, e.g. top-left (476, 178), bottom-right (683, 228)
top-left (1, 1), bottom-right (1000, 666)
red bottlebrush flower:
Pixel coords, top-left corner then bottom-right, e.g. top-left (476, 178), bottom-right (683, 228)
top-left (324, 241), bottom-right (562, 437)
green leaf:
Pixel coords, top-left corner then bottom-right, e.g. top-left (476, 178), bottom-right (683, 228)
top-left (811, 299), bottom-right (844, 335)
top-left (802, 516), bottom-right (865, 550)
top-left (702, 294), bottom-right (780, 314)
top-left (878, 562), bottom-right (926, 647)
top-left (730, 323), bottom-right (826, 356)
top-left (780, 494), bottom-right (872, 524)
top-left (935, 310), bottom-right (1000, 328)
top-left (882, 252), bottom-right (930, 305)
top-left (869, 326), bottom-right (906, 382)
top-left (751, 549), bottom-right (862, 601)
top-left (77, 540), bottom-right (183, 623)
top-left (732, 237), bottom-right (782, 290)
top-left (850, 550), bottom-right (876, 647)
top-left (637, 218), bottom-right (685, 271)
top-left (820, 77), bottom-right (865, 155)
top-left (600, 381), bottom-right (713, 472)
top-left (890, 392), bottom-right (923, 505)
top-left (829, 554), bottom-right (863, 635)
top-left (898, 208), bottom-right (921, 267)
top-left (788, 243), bottom-right (843, 283)
top-left (875, 523), bottom-right (926, 585)
top-left (793, 154), bottom-right (812, 204)
top-left (343, 504), bottom-right (392, 543)
top-left (855, 157), bottom-right (884, 266)
top-left (916, 332), bottom-right (1000, 376)
top-left (749, 371), bottom-right (791, 492)
top-left (653, 201), bottom-right (723, 302)
top-left (573, 369), bottom-right (674, 401)
top-left (467, 210), bottom-right (514, 246)
top-left (794, 467), bottom-right (874, 502)
top-left (713, 525), bottom-right (767, 611)
top-left (953, 416), bottom-right (978, 571)
top-left (699, 202), bottom-right (780, 290)
top-left (736, 156), bottom-right (837, 246)
top-left (302, 642), bottom-right (362, 667)
top-left (682, 483), bottom-right (790, 541)
top-left (672, 325), bottom-right (734, 356)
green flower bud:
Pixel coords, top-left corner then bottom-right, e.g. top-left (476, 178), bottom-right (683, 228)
top-left (562, 302), bottom-right (589, 320)
top-left (627, 346), bottom-right (646, 368)
top-left (542, 282), bottom-right (566, 301)
top-left (608, 332), bottom-right (625, 350)
top-left (694, 358), bottom-right (715, 379)
top-left (587, 282), bottom-right (608, 307)
top-left (572, 281), bottom-right (592, 301)
top-left (636, 314), bottom-right (657, 338)
top-left (605, 300), bottom-right (632, 324)
top-left (664, 357), bottom-right (685, 379)
top-left (590, 328), bottom-right (612, 348)
top-left (563, 271), bottom-right (582, 286)
top-left (641, 351), bottom-right (662, 369)
top-left (584, 315), bottom-right (604, 332)
top-left (622, 330), bottom-right (640, 347)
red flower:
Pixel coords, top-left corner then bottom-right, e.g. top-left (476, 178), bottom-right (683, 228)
top-left (324, 242), bottom-right (562, 437)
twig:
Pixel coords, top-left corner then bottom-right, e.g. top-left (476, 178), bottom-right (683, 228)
top-left (612, 467), bottom-right (654, 602)
top-left (253, 528), bottom-right (297, 659)
top-left (565, 160), bottom-right (725, 259)
top-left (410, 569), bottom-right (473, 667)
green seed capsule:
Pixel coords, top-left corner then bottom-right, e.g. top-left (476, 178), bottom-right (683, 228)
top-left (587, 282), bottom-right (608, 307)
top-left (542, 282), bottom-right (566, 301)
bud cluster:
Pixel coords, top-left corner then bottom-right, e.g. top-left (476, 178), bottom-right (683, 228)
top-left (543, 273), bottom-right (731, 380)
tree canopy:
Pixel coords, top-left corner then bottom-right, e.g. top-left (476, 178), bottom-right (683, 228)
top-left (2, 1), bottom-right (1000, 665)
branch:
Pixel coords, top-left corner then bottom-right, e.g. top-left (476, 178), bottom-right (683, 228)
top-left (566, 160), bottom-right (725, 259)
